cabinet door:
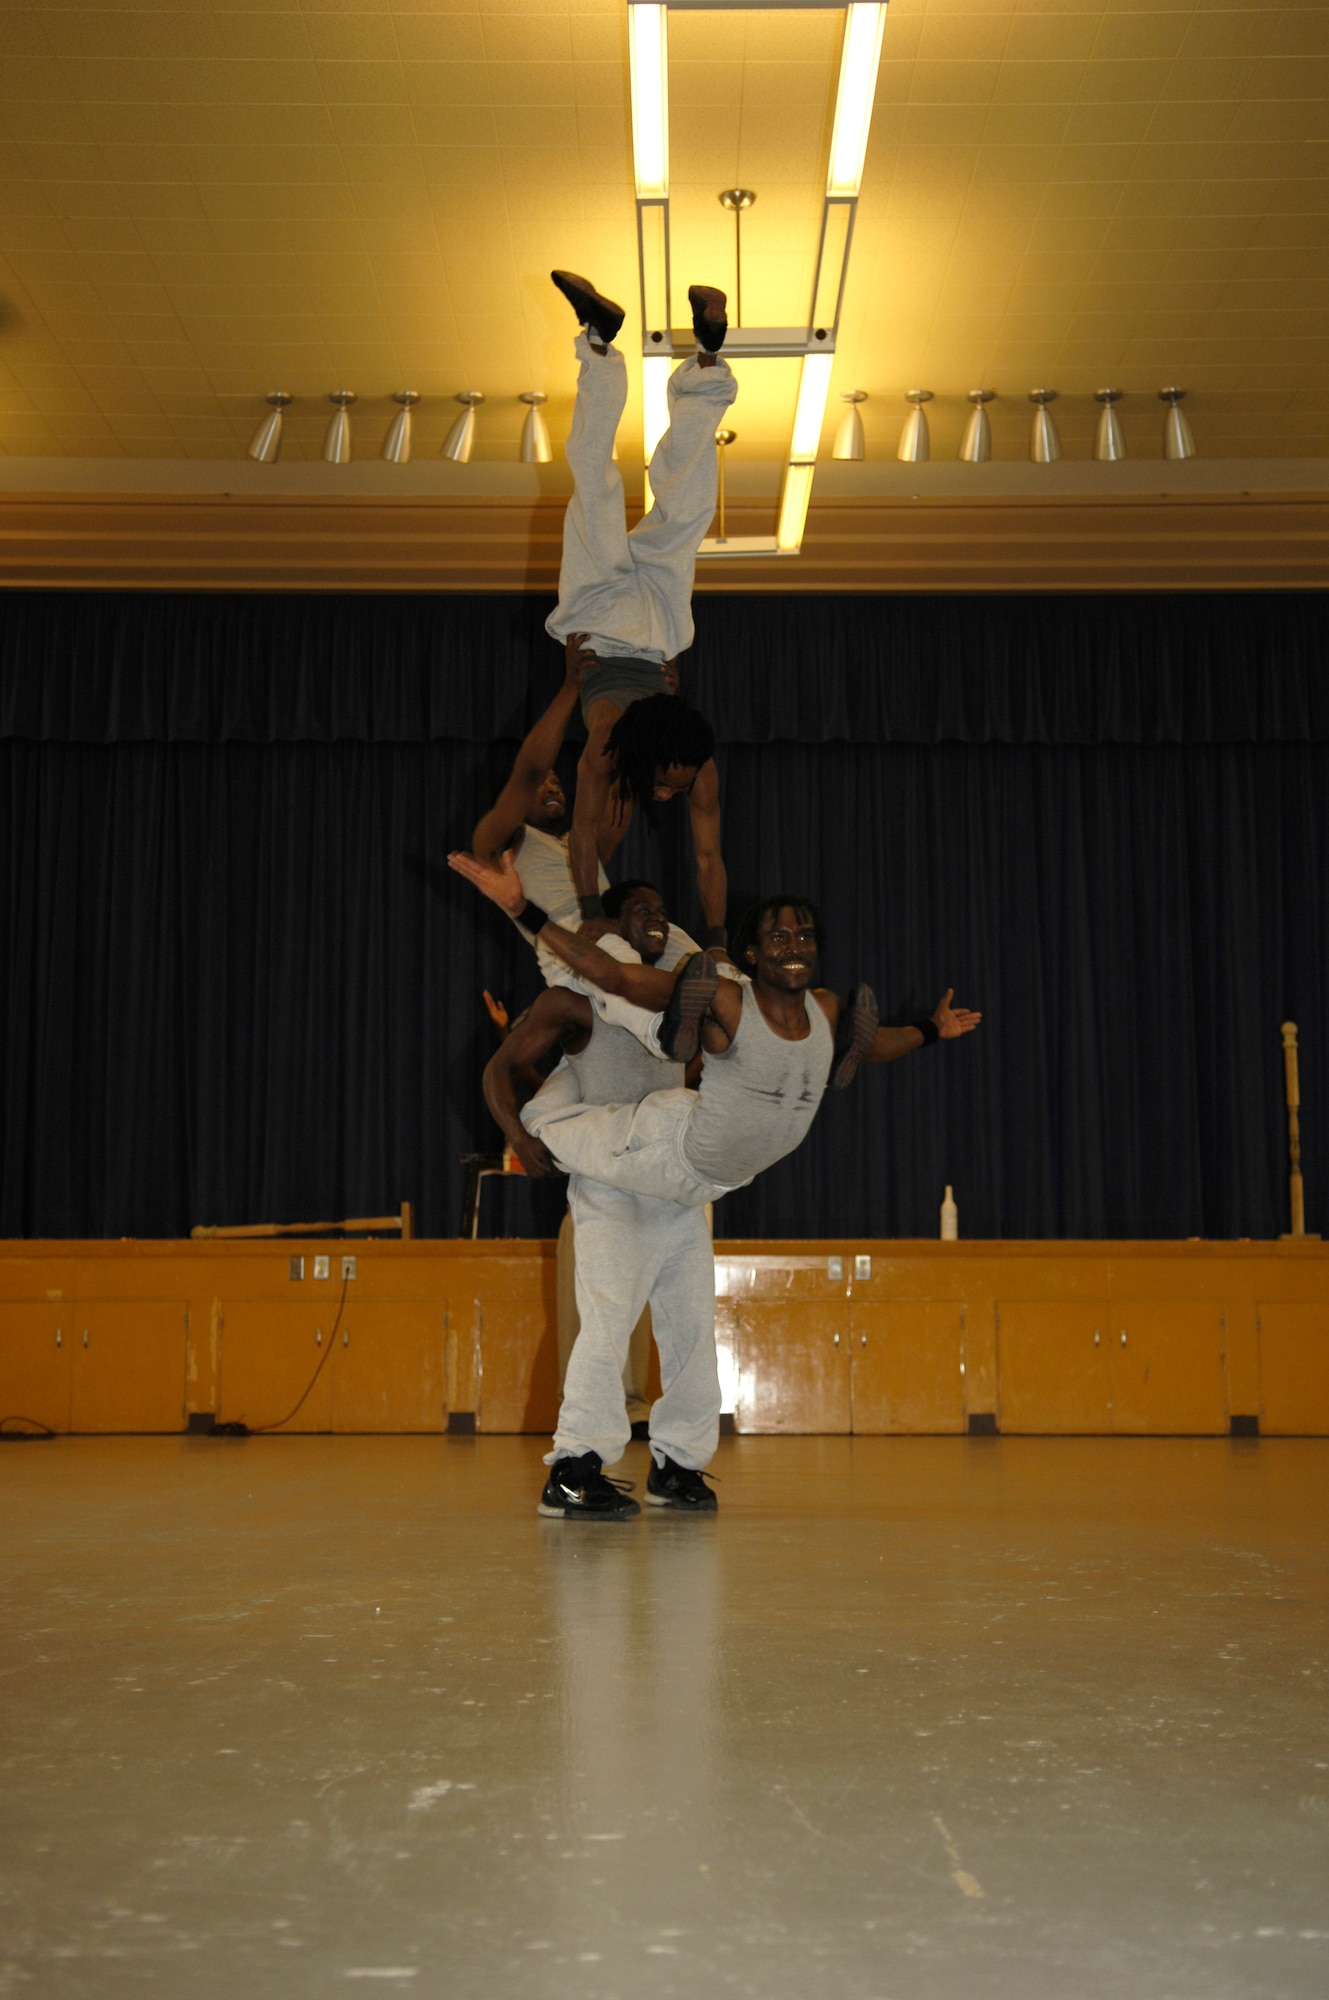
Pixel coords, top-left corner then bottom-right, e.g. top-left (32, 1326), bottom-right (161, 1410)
top-left (1109, 1302), bottom-right (1228, 1434)
top-left (217, 1302), bottom-right (335, 1432)
top-left (331, 1305), bottom-right (446, 1433)
top-left (472, 1261), bottom-right (559, 1434)
top-left (1258, 1303), bottom-right (1329, 1435)
top-left (734, 1302), bottom-right (850, 1433)
top-left (850, 1302), bottom-right (966, 1434)
top-left (997, 1300), bottom-right (1111, 1433)
top-left (0, 1305), bottom-right (72, 1433)
top-left (70, 1302), bottom-right (188, 1432)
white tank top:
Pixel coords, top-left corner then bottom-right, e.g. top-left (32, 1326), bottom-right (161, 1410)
top-left (506, 825), bottom-right (608, 934)
top-left (683, 981), bottom-right (832, 1186)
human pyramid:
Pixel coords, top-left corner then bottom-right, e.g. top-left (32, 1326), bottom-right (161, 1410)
top-left (449, 271), bottom-right (982, 1520)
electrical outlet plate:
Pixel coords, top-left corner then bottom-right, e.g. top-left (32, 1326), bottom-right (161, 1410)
top-left (854, 1254), bottom-right (872, 1280)
top-left (827, 1256), bottom-right (843, 1281)
top-left (288, 1255), bottom-right (304, 1281)
top-left (341, 1255), bottom-right (357, 1281)
top-left (313, 1254), bottom-right (330, 1280)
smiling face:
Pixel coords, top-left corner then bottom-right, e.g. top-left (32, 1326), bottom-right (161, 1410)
top-left (651, 761), bottom-right (698, 804)
top-left (617, 884), bottom-right (671, 964)
top-left (747, 905), bottom-right (819, 992)
top-left (527, 769), bottom-right (566, 830)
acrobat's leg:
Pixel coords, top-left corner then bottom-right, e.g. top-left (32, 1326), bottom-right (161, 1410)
top-left (626, 293), bottom-right (739, 659)
top-left (643, 1203), bottom-right (720, 1475)
top-left (550, 1176), bottom-right (667, 1468)
top-left (522, 1089), bottom-right (718, 1207)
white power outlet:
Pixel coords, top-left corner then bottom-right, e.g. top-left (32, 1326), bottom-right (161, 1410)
top-left (313, 1254), bottom-right (330, 1280)
top-left (341, 1256), bottom-right (357, 1281)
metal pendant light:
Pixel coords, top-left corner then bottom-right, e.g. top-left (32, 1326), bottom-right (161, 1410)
top-left (1028, 388), bottom-right (1062, 463)
top-left (381, 390), bottom-right (419, 464)
top-left (519, 391), bottom-right (552, 464)
top-left (247, 391), bottom-right (291, 463)
top-left (1094, 388), bottom-right (1126, 462)
top-left (442, 391), bottom-right (484, 464)
top-left (1160, 387), bottom-right (1195, 460)
top-left (323, 390), bottom-right (356, 464)
top-left (897, 389), bottom-right (932, 463)
top-left (832, 390), bottom-right (867, 461)
top-left (959, 389), bottom-right (994, 463)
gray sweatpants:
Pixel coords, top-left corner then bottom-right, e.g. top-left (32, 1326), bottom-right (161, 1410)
top-left (556, 1210), bottom-right (653, 1427)
top-left (553, 1174), bottom-right (719, 1473)
top-left (525, 1085), bottom-right (741, 1210)
top-left (545, 333), bottom-right (738, 662)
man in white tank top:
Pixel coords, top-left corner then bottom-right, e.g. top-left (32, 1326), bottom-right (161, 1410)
top-left (447, 860), bottom-right (983, 1209)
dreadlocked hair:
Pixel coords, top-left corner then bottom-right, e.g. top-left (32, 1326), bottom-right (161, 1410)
top-left (605, 694), bottom-right (716, 817)
top-left (732, 894), bottom-right (826, 973)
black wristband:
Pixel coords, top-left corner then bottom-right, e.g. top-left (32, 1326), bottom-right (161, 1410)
top-left (704, 925), bottom-right (728, 950)
top-left (578, 893), bottom-right (605, 920)
top-left (912, 1017), bottom-right (940, 1046)
top-left (517, 899), bottom-right (553, 940)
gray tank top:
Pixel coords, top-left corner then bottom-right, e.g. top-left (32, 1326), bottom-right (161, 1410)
top-left (564, 1010), bottom-right (684, 1108)
top-left (506, 824), bottom-right (608, 935)
top-left (683, 980), bottom-right (832, 1186)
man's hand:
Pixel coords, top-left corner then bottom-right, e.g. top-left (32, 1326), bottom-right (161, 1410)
top-left (565, 633), bottom-right (598, 689)
top-left (933, 988), bottom-right (982, 1039)
top-left (576, 917), bottom-right (620, 945)
top-left (482, 990), bottom-right (509, 1035)
top-left (449, 849), bottom-right (526, 914)
top-left (511, 1129), bottom-right (560, 1179)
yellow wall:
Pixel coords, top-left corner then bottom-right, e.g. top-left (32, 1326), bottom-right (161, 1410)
top-left (1, 1238), bottom-right (1326, 1438)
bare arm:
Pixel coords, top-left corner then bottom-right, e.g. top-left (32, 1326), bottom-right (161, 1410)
top-left (482, 990), bottom-right (589, 1177)
top-left (470, 639), bottom-right (588, 864)
top-left (447, 849), bottom-right (677, 1011)
top-left (687, 756), bottom-right (727, 933)
top-left (570, 702), bottom-right (618, 904)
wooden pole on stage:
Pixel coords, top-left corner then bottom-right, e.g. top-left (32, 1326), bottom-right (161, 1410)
top-left (1281, 1021), bottom-right (1306, 1238)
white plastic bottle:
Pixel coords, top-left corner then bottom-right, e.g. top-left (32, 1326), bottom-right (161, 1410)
top-left (940, 1185), bottom-right (958, 1240)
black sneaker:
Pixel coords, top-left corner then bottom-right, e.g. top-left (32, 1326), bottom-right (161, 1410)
top-left (688, 283), bottom-right (728, 353)
top-left (539, 1450), bottom-right (640, 1520)
top-left (658, 950), bottom-right (719, 1063)
top-left (829, 982), bottom-right (878, 1090)
top-left (551, 270), bottom-right (625, 347)
top-left (646, 1453), bottom-right (718, 1513)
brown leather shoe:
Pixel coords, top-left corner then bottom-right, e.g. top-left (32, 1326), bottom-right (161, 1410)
top-left (551, 270), bottom-right (625, 347)
top-left (688, 284), bottom-right (728, 352)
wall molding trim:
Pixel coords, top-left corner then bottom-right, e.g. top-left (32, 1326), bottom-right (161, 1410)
top-left (1, 490), bottom-right (1326, 593)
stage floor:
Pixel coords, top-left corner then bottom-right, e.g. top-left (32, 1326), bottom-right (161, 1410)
top-left (3, 1435), bottom-right (1327, 2000)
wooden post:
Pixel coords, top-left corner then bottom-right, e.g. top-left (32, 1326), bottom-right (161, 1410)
top-left (1281, 1021), bottom-right (1305, 1238)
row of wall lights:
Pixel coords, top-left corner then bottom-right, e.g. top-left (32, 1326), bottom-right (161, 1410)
top-left (834, 387), bottom-right (1197, 463)
top-left (247, 390), bottom-right (553, 465)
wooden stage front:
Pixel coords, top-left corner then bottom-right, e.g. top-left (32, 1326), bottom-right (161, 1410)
top-left (1, 1237), bottom-right (1326, 1439)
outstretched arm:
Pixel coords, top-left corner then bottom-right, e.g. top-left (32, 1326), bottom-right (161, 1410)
top-left (687, 757), bottom-right (727, 935)
top-left (483, 989), bottom-right (587, 1177)
top-left (570, 700), bottom-right (618, 908)
top-left (867, 987), bottom-right (982, 1063)
top-left (470, 638), bottom-right (589, 865)
top-left (448, 849), bottom-right (678, 1013)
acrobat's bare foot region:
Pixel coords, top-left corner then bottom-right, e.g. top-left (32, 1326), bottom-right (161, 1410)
top-left (829, 982), bottom-right (879, 1091)
top-left (688, 283), bottom-right (728, 367)
top-left (551, 270), bottom-right (625, 353)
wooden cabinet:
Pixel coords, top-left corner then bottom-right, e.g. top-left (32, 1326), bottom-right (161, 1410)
top-left (849, 1302), bottom-right (966, 1434)
top-left (69, 1302), bottom-right (189, 1432)
top-left (998, 1298), bottom-right (1228, 1434)
top-left (1258, 1303), bottom-right (1329, 1434)
top-left (1109, 1301), bottom-right (1227, 1434)
top-left (734, 1302), bottom-right (850, 1434)
top-left (331, 1304), bottom-right (445, 1433)
top-left (0, 1304), bottom-right (72, 1433)
top-left (217, 1302), bottom-right (336, 1432)
top-left (997, 1300), bottom-right (1113, 1433)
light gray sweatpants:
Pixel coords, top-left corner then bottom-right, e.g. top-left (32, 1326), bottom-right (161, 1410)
top-left (553, 1172), bottom-right (719, 1473)
top-left (545, 332), bottom-right (738, 662)
top-left (525, 1085), bottom-right (742, 1210)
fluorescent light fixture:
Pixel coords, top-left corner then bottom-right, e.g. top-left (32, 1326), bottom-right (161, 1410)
top-left (628, 3), bottom-right (668, 199)
top-left (790, 351), bottom-right (834, 461)
top-left (827, 3), bottom-right (886, 198)
top-left (776, 461), bottom-right (815, 553)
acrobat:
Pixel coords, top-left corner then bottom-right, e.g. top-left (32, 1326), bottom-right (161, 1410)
top-left (545, 271), bottom-right (737, 943)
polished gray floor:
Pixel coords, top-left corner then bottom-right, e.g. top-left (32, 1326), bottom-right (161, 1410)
top-left (2, 1434), bottom-right (1327, 1999)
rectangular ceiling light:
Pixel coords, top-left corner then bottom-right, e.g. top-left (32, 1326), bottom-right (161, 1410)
top-left (827, 3), bottom-right (886, 197)
top-left (628, 3), bottom-right (669, 198)
top-left (789, 351), bottom-right (834, 461)
top-left (776, 463), bottom-right (815, 553)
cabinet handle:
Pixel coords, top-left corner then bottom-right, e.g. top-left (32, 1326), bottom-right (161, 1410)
top-left (342, 1328), bottom-right (349, 1348)
top-left (56, 1329), bottom-right (62, 1348)
top-left (82, 1329), bottom-right (89, 1349)
top-left (833, 1331), bottom-right (840, 1346)
top-left (316, 1328), bottom-right (322, 1346)
top-left (860, 1333), bottom-right (867, 1347)
top-left (1120, 1331), bottom-right (1127, 1346)
top-left (1093, 1329), bottom-right (1100, 1346)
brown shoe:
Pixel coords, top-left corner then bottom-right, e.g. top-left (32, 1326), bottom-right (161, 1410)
top-left (688, 284), bottom-right (728, 353)
top-left (551, 270), bottom-right (625, 347)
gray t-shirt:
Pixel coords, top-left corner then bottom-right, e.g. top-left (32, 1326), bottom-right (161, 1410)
top-left (683, 980), bottom-right (833, 1187)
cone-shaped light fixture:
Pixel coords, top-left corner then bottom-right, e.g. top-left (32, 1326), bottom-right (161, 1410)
top-left (248, 391), bottom-right (291, 463)
top-left (519, 391), bottom-right (551, 464)
top-left (442, 391), bottom-right (484, 464)
top-left (1094, 388), bottom-right (1126, 462)
top-left (323, 390), bottom-right (356, 464)
top-left (959, 390), bottom-right (994, 463)
top-left (1028, 388), bottom-right (1061, 463)
top-left (897, 389), bottom-right (932, 463)
top-left (1160, 387), bottom-right (1195, 460)
top-left (381, 390), bottom-right (419, 463)
top-left (832, 390), bottom-right (867, 461)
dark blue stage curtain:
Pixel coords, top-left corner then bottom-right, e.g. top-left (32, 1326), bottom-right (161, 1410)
top-left (2, 590), bottom-right (1326, 1241)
